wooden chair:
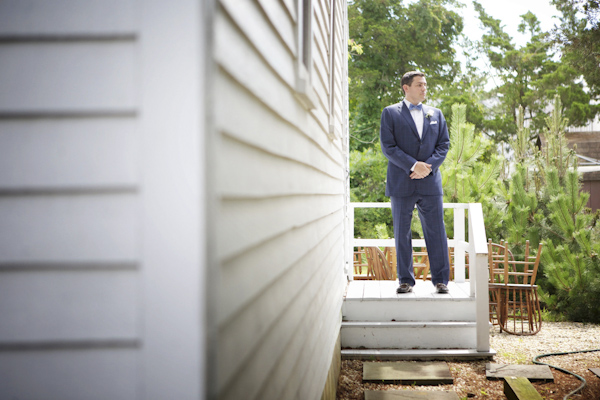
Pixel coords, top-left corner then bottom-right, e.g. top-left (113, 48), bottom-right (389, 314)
top-left (488, 240), bottom-right (515, 284)
top-left (488, 240), bottom-right (515, 328)
top-left (353, 246), bottom-right (369, 279)
top-left (405, 247), bottom-right (468, 282)
top-left (449, 247), bottom-right (469, 281)
top-left (412, 248), bottom-right (430, 281)
top-left (384, 247), bottom-right (428, 281)
top-left (488, 239), bottom-right (543, 335)
top-left (364, 247), bottom-right (395, 280)
top-left (406, 247), bottom-right (462, 281)
top-left (384, 246), bottom-right (395, 272)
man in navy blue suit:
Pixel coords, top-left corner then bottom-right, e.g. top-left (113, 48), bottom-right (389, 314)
top-left (379, 71), bottom-right (451, 294)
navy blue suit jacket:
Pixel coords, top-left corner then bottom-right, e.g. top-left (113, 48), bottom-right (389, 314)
top-left (380, 102), bottom-right (450, 197)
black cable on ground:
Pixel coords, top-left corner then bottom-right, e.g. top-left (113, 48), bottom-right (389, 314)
top-left (532, 348), bottom-right (600, 400)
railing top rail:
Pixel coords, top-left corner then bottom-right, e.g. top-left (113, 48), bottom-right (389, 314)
top-left (350, 202), bottom-right (487, 255)
top-left (467, 203), bottom-right (488, 255)
top-left (350, 202), bottom-right (469, 209)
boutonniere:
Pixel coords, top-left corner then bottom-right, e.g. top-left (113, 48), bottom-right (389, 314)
top-left (425, 110), bottom-right (434, 119)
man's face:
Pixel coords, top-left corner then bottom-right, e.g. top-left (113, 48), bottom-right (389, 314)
top-left (403, 76), bottom-right (427, 104)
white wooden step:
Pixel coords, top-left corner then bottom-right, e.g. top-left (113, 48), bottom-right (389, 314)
top-left (341, 321), bottom-right (477, 349)
top-left (343, 280), bottom-right (476, 322)
top-left (342, 348), bottom-right (496, 361)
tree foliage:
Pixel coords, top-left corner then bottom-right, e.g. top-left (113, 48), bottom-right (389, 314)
top-left (552, 0), bottom-right (600, 97)
top-left (441, 103), bottom-right (503, 239)
top-left (346, 2), bottom-right (600, 321)
top-left (474, 1), bottom-right (598, 144)
top-left (436, 61), bottom-right (488, 135)
top-left (501, 107), bottom-right (545, 249)
top-left (500, 96), bottom-right (600, 322)
top-left (348, 0), bottom-right (463, 150)
top-left (349, 148), bottom-right (393, 239)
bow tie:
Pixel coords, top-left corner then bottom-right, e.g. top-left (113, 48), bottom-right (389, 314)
top-left (408, 103), bottom-right (422, 111)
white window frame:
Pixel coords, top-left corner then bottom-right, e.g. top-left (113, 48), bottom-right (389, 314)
top-left (328, 0), bottom-right (339, 139)
top-left (295, 0), bottom-right (317, 110)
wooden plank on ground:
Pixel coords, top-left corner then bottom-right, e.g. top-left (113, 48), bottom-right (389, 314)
top-left (590, 368), bottom-right (600, 378)
top-left (504, 376), bottom-right (543, 400)
top-left (363, 361), bottom-right (453, 385)
top-left (365, 390), bottom-right (459, 399)
top-left (486, 363), bottom-right (554, 381)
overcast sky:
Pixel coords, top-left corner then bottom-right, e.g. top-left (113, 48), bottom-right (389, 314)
top-left (449, 0), bottom-right (562, 86)
top-left (458, 0), bottom-right (561, 46)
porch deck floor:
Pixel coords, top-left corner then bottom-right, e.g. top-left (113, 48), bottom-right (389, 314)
top-left (345, 280), bottom-right (471, 301)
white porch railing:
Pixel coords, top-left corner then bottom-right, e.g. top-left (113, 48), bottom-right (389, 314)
top-left (347, 202), bottom-right (490, 352)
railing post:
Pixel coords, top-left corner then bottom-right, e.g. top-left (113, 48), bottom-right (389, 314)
top-left (468, 203), bottom-right (489, 352)
top-left (347, 204), bottom-right (355, 280)
top-left (474, 253), bottom-right (489, 352)
top-left (453, 207), bottom-right (466, 283)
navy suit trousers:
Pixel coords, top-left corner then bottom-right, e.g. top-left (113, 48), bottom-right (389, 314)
top-left (390, 194), bottom-right (450, 286)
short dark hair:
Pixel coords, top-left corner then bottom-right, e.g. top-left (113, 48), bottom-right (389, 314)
top-left (401, 71), bottom-right (425, 93)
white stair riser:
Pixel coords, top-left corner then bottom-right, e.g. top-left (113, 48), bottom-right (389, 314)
top-left (341, 324), bottom-right (477, 349)
top-left (343, 299), bottom-right (476, 322)
top-left (341, 348), bottom-right (496, 360)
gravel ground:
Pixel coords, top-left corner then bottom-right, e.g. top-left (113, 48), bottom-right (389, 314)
top-left (337, 322), bottom-right (600, 399)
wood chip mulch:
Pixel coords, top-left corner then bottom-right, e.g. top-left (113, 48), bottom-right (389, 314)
top-left (337, 322), bottom-right (600, 399)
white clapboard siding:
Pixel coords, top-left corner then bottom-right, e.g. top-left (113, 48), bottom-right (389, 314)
top-left (279, 247), bottom-right (345, 400)
top-left (313, 96), bottom-right (333, 134)
top-left (0, 194), bottom-right (137, 263)
top-left (0, 0), bottom-right (136, 36)
top-left (0, 42), bottom-right (136, 113)
top-left (218, 194), bottom-right (343, 265)
top-left (217, 136), bottom-right (343, 197)
top-left (214, 19), bottom-right (299, 128)
top-left (256, 0), bottom-right (296, 54)
top-left (219, 208), bottom-right (343, 329)
top-left (214, 0), bottom-right (348, 399)
top-left (219, 230), bottom-right (345, 400)
top-left (220, 0), bottom-right (295, 89)
top-left (314, 17), bottom-right (330, 72)
top-left (214, 72), bottom-right (344, 173)
top-left (0, 349), bottom-right (138, 400)
top-left (254, 252), bottom-right (344, 399)
top-left (281, 0), bottom-right (296, 20)
top-left (0, 0), bottom-right (207, 399)
top-left (314, 66), bottom-right (330, 111)
top-left (219, 207), bottom-right (342, 322)
top-left (0, 270), bottom-right (138, 343)
top-left (0, 0), bottom-right (142, 396)
top-left (0, 118), bottom-right (137, 190)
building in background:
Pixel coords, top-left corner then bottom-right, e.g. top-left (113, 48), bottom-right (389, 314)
top-left (569, 132), bottom-right (600, 211)
top-left (0, 1), bottom-right (349, 399)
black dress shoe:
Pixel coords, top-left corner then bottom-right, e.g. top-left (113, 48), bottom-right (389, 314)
top-left (397, 283), bottom-right (413, 293)
top-left (436, 283), bottom-right (449, 294)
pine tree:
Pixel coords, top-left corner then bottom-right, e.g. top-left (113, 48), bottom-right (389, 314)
top-left (501, 105), bottom-right (544, 252)
top-left (504, 165), bottom-right (543, 248)
top-left (535, 96), bottom-right (600, 322)
top-left (441, 103), bottom-right (503, 238)
top-left (500, 95), bottom-right (600, 322)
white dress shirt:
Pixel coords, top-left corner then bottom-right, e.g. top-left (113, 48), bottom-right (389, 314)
top-left (404, 99), bottom-right (424, 172)
top-left (404, 99), bottom-right (424, 138)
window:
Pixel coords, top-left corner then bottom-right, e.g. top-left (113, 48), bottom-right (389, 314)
top-left (300, 0), bottom-right (312, 71)
top-left (295, 0), bottom-right (317, 110)
top-left (328, 0), bottom-right (339, 140)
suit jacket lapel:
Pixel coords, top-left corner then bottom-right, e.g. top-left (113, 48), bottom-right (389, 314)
top-left (399, 102), bottom-right (420, 140)
top-left (421, 105), bottom-right (431, 140)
